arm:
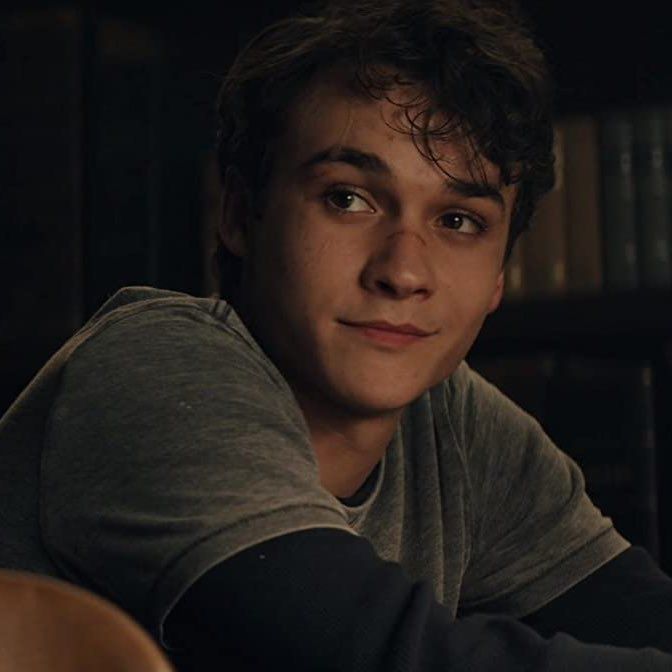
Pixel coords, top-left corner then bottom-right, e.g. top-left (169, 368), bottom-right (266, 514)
top-left (450, 363), bottom-right (632, 617)
top-left (165, 529), bottom-right (672, 672)
top-left (42, 301), bottom-right (353, 636)
top-left (448, 364), bottom-right (672, 655)
top-left (522, 545), bottom-right (672, 653)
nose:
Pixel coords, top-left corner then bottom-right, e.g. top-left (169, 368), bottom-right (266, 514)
top-left (360, 229), bottom-right (435, 300)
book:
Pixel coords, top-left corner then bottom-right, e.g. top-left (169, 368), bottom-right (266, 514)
top-left (521, 123), bottom-right (568, 297)
top-left (562, 115), bottom-right (603, 294)
top-left (544, 355), bottom-right (660, 560)
top-left (633, 106), bottom-right (672, 288)
top-left (84, 17), bottom-right (164, 317)
top-left (599, 111), bottom-right (639, 291)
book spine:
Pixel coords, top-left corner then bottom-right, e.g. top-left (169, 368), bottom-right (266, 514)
top-left (562, 115), bottom-right (603, 293)
top-left (521, 123), bottom-right (568, 297)
top-left (656, 343), bottom-right (672, 572)
top-left (599, 112), bottom-right (639, 290)
top-left (633, 106), bottom-right (672, 288)
top-left (636, 365), bottom-right (660, 561)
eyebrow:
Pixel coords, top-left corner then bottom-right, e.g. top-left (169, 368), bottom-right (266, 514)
top-left (298, 145), bottom-right (505, 210)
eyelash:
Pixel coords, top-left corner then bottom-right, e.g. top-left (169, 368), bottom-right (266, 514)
top-left (440, 212), bottom-right (489, 235)
top-left (322, 187), bottom-right (489, 235)
top-left (323, 187), bottom-right (374, 214)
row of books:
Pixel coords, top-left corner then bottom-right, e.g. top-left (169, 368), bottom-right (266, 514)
top-left (505, 109), bottom-right (672, 299)
top-left (468, 349), bottom-right (672, 565)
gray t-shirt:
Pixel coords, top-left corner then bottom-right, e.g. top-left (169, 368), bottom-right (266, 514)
top-left (0, 286), bottom-right (629, 642)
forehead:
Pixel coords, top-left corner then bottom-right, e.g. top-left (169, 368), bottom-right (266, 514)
top-left (275, 70), bottom-right (504, 187)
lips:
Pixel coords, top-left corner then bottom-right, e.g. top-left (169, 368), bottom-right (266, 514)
top-left (342, 320), bottom-right (432, 336)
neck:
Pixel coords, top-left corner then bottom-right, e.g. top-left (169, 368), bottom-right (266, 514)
top-left (293, 388), bottom-right (402, 499)
top-left (235, 308), bottom-right (403, 499)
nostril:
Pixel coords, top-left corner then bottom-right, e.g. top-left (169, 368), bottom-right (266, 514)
top-left (376, 280), bottom-right (407, 297)
top-left (374, 279), bottom-right (429, 299)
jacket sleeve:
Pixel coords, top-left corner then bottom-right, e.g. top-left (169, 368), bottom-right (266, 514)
top-left (522, 545), bottom-right (672, 653)
top-left (165, 528), bottom-right (672, 672)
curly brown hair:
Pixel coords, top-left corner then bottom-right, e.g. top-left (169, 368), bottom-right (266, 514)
top-left (212, 0), bottom-right (555, 299)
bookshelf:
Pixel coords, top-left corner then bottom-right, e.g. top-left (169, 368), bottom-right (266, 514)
top-left (474, 290), bottom-right (672, 354)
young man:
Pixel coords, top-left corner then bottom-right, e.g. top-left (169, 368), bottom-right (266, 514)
top-left (2, 0), bottom-right (672, 670)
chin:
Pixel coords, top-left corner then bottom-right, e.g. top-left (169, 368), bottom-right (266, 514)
top-left (332, 382), bottom-right (427, 418)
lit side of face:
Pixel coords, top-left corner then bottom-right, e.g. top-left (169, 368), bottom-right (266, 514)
top-left (220, 75), bottom-right (515, 419)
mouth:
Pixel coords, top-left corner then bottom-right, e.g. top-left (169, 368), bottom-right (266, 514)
top-left (340, 321), bottom-right (432, 347)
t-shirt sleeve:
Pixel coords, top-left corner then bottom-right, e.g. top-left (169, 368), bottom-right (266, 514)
top-left (448, 362), bottom-right (630, 618)
top-left (41, 303), bottom-right (355, 643)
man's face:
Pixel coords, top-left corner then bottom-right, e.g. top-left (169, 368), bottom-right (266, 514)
top-left (225, 75), bottom-right (515, 418)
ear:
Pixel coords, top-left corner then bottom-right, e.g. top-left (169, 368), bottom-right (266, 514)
top-left (486, 271), bottom-right (505, 314)
top-left (219, 166), bottom-right (252, 258)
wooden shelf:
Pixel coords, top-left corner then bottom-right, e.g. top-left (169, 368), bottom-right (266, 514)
top-left (473, 289), bottom-right (672, 355)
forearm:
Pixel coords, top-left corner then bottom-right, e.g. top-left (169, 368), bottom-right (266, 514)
top-left (522, 545), bottom-right (672, 653)
top-left (166, 530), bottom-right (672, 671)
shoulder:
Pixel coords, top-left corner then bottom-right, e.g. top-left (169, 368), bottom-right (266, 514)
top-left (427, 360), bottom-right (562, 486)
top-left (81, 285), bottom-right (249, 349)
top-left (435, 360), bottom-right (537, 439)
top-left (51, 286), bottom-right (302, 431)
top-left (68, 286), bottom-right (286, 388)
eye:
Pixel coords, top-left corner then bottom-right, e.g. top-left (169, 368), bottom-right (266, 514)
top-left (440, 212), bottom-right (487, 235)
top-left (324, 188), bottom-right (375, 213)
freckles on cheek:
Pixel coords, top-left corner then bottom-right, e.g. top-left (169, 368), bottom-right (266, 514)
top-left (298, 228), bottom-right (341, 271)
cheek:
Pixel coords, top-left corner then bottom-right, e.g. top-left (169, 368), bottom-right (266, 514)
top-left (253, 212), bottom-right (303, 276)
top-left (285, 221), bottom-right (360, 285)
top-left (251, 228), bottom-right (333, 318)
top-left (441, 254), bottom-right (501, 303)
